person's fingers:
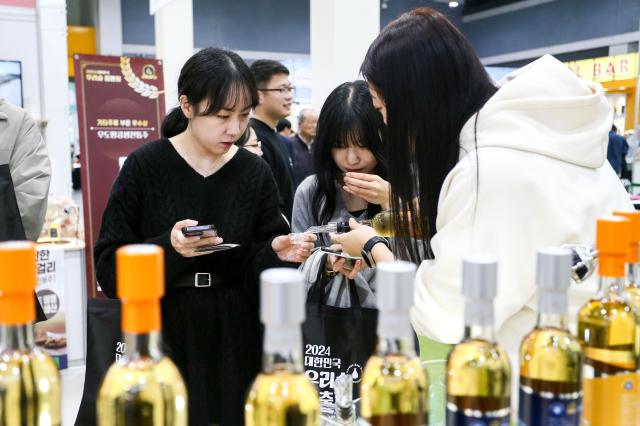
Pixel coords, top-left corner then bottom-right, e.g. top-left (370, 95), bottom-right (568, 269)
top-left (343, 185), bottom-right (378, 200)
top-left (190, 236), bottom-right (223, 248)
top-left (175, 219), bottom-right (198, 228)
top-left (298, 242), bottom-right (315, 251)
top-left (344, 172), bottom-right (378, 182)
top-left (330, 232), bottom-right (343, 244)
top-left (329, 243), bottom-right (342, 251)
top-left (332, 258), bottom-right (345, 272)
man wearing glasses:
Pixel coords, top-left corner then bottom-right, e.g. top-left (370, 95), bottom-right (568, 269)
top-left (249, 60), bottom-right (296, 222)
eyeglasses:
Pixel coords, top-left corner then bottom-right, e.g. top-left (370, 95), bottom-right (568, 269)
top-left (245, 141), bottom-right (262, 149)
top-left (258, 86), bottom-right (295, 95)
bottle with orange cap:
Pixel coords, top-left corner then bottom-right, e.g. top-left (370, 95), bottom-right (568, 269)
top-left (613, 211), bottom-right (640, 314)
top-left (577, 217), bottom-right (640, 425)
top-left (0, 241), bottom-right (61, 425)
top-left (97, 244), bottom-right (187, 426)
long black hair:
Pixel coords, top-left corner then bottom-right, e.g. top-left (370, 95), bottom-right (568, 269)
top-left (361, 7), bottom-right (497, 262)
top-left (312, 81), bottom-right (387, 225)
top-left (161, 47), bottom-right (258, 138)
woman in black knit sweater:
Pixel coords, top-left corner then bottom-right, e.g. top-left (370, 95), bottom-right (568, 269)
top-left (94, 47), bottom-right (315, 425)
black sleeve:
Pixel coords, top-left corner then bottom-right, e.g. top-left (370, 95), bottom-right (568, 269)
top-left (241, 165), bottom-right (295, 299)
top-left (255, 136), bottom-right (294, 222)
top-left (93, 154), bottom-right (191, 298)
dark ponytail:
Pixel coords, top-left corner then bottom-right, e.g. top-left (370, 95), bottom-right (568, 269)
top-left (161, 107), bottom-right (189, 138)
top-left (160, 47), bottom-right (258, 138)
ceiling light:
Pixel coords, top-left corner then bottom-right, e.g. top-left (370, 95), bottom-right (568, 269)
top-left (449, 1), bottom-right (460, 7)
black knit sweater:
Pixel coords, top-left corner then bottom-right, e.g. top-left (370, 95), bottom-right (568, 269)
top-left (94, 139), bottom-right (290, 425)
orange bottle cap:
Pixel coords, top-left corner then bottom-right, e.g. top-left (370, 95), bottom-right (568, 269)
top-left (116, 244), bottom-right (164, 333)
top-left (0, 241), bottom-right (36, 325)
top-left (613, 211), bottom-right (640, 263)
top-left (597, 216), bottom-right (630, 278)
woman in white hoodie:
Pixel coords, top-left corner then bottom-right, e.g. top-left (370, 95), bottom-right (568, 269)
top-left (332, 8), bottom-right (633, 357)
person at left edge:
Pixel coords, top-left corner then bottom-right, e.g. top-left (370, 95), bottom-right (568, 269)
top-left (94, 47), bottom-right (316, 426)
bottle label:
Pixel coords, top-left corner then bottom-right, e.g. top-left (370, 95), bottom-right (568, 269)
top-left (518, 387), bottom-right (581, 426)
top-left (445, 405), bottom-right (510, 426)
top-left (582, 372), bottom-right (640, 426)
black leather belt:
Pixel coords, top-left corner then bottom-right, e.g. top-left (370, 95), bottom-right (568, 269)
top-left (169, 272), bottom-right (231, 289)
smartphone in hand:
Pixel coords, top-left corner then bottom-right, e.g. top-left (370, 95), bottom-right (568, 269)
top-left (320, 248), bottom-right (362, 271)
top-left (181, 224), bottom-right (218, 238)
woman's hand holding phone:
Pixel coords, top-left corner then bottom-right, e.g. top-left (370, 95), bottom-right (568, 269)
top-left (324, 244), bottom-right (365, 279)
top-left (171, 219), bottom-right (224, 257)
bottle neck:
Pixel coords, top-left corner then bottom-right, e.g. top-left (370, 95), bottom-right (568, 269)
top-left (598, 275), bottom-right (625, 298)
top-left (377, 312), bottom-right (416, 356)
top-left (122, 331), bottom-right (163, 362)
top-left (0, 323), bottom-right (34, 351)
top-left (263, 325), bottom-right (303, 373)
top-left (464, 324), bottom-right (496, 342)
top-left (377, 336), bottom-right (416, 357)
top-left (536, 313), bottom-right (568, 330)
top-left (628, 262), bottom-right (640, 287)
top-left (537, 289), bottom-right (569, 330)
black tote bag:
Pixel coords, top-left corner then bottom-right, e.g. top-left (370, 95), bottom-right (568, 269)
top-left (75, 298), bottom-right (123, 425)
top-left (302, 272), bottom-right (378, 417)
top-left (0, 164), bottom-right (46, 322)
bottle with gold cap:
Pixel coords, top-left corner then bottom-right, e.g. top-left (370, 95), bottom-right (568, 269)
top-left (360, 261), bottom-right (429, 425)
top-left (0, 241), bottom-right (61, 425)
top-left (446, 256), bottom-right (511, 425)
top-left (577, 217), bottom-right (640, 425)
top-left (245, 268), bottom-right (319, 426)
top-left (519, 247), bottom-right (583, 425)
top-left (613, 211), bottom-right (640, 314)
top-left (97, 244), bottom-right (187, 425)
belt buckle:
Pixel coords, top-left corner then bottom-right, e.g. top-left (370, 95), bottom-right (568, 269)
top-left (194, 272), bottom-right (212, 288)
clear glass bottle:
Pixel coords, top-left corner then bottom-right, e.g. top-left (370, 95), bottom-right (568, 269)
top-left (578, 216), bottom-right (639, 425)
top-left (360, 261), bottom-right (429, 425)
top-left (0, 241), bottom-right (61, 426)
top-left (245, 268), bottom-right (319, 426)
top-left (519, 247), bottom-right (583, 425)
top-left (446, 256), bottom-right (511, 425)
top-left (97, 245), bottom-right (187, 426)
top-left (613, 211), bottom-right (640, 314)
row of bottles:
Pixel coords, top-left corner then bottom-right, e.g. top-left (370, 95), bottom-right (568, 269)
top-left (1, 210), bottom-right (638, 425)
top-left (446, 212), bottom-right (640, 426)
top-left (245, 262), bottom-right (430, 425)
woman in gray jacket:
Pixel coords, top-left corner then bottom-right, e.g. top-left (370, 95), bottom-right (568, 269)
top-left (292, 81), bottom-right (389, 307)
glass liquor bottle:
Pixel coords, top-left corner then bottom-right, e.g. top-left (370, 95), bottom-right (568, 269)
top-left (0, 241), bottom-right (61, 426)
top-left (578, 216), bottom-right (640, 425)
top-left (360, 261), bottom-right (429, 425)
top-left (304, 210), bottom-right (394, 237)
top-left (519, 247), bottom-right (583, 425)
top-left (245, 268), bottom-right (319, 426)
top-left (446, 256), bottom-right (511, 425)
top-left (97, 244), bottom-right (187, 426)
top-left (613, 211), bottom-right (640, 314)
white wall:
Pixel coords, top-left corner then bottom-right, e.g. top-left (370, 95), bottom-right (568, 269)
top-left (0, 5), bottom-right (41, 118)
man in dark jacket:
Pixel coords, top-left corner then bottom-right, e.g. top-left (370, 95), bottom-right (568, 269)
top-left (607, 125), bottom-right (629, 177)
top-left (249, 60), bottom-right (295, 222)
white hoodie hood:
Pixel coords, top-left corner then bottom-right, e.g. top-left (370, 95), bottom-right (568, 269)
top-left (412, 54), bottom-right (633, 356)
top-left (459, 54), bottom-right (611, 169)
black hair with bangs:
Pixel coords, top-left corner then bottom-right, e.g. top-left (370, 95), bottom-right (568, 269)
top-left (161, 47), bottom-right (258, 138)
top-left (312, 81), bottom-right (387, 225)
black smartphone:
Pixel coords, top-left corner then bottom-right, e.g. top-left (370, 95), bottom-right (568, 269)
top-left (320, 248), bottom-right (362, 270)
top-left (181, 224), bottom-right (218, 237)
